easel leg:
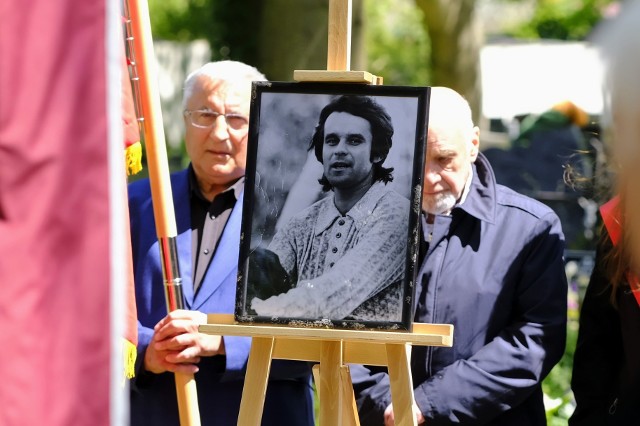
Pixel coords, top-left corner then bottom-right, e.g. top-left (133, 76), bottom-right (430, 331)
top-left (386, 343), bottom-right (416, 426)
top-left (319, 340), bottom-right (343, 426)
top-left (237, 337), bottom-right (274, 426)
top-left (312, 364), bottom-right (321, 399)
top-left (340, 365), bottom-right (360, 426)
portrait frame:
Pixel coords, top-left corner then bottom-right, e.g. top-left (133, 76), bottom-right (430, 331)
top-left (235, 82), bottom-right (430, 331)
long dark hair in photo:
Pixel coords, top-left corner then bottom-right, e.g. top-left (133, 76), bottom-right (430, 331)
top-left (309, 95), bottom-right (395, 191)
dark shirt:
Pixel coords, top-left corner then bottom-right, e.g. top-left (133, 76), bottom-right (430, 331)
top-left (189, 165), bottom-right (244, 293)
top-left (570, 233), bottom-right (640, 426)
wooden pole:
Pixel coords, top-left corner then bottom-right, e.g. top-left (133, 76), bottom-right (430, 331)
top-left (294, 0), bottom-right (379, 84)
top-left (126, 0), bottom-right (201, 424)
top-left (327, 0), bottom-right (351, 71)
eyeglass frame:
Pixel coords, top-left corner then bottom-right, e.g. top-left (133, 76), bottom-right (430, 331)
top-left (183, 109), bottom-right (249, 131)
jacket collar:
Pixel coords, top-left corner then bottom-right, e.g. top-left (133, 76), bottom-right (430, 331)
top-left (454, 152), bottom-right (497, 225)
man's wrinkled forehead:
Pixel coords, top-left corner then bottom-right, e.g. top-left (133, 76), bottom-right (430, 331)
top-left (195, 76), bottom-right (251, 106)
top-left (427, 122), bottom-right (469, 152)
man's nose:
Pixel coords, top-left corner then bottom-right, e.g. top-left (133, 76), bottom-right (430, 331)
top-left (423, 161), bottom-right (440, 185)
top-left (209, 115), bottom-right (230, 140)
top-left (333, 139), bottom-right (348, 154)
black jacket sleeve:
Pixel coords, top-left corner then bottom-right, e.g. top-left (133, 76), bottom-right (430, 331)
top-left (569, 237), bottom-right (623, 425)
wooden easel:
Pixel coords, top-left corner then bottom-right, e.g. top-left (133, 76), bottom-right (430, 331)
top-left (201, 1), bottom-right (453, 425)
top-left (201, 315), bottom-right (452, 426)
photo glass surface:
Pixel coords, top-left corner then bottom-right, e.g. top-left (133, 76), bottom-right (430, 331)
top-left (235, 82), bottom-right (430, 330)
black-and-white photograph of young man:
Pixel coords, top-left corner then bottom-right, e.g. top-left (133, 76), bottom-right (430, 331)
top-left (239, 86), bottom-right (428, 327)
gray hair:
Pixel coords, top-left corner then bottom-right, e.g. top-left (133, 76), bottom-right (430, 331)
top-left (182, 60), bottom-right (267, 109)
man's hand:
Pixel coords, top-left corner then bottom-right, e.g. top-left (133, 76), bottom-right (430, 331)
top-left (384, 402), bottom-right (425, 426)
top-left (144, 310), bottom-right (225, 375)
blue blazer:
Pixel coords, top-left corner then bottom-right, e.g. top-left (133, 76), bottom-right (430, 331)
top-left (128, 169), bottom-right (314, 426)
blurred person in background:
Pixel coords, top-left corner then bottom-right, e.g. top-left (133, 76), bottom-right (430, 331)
top-left (570, 1), bottom-right (640, 424)
top-left (512, 100), bottom-right (592, 190)
top-left (485, 100), bottom-right (592, 195)
top-left (484, 99), bottom-right (596, 249)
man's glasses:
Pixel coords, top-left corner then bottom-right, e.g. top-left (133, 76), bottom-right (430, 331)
top-left (184, 109), bottom-right (248, 131)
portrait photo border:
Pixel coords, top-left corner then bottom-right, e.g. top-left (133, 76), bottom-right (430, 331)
top-left (235, 81), bottom-right (430, 331)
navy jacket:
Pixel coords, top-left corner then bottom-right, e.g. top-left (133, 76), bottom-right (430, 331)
top-left (128, 168), bottom-right (314, 426)
top-left (570, 233), bottom-right (640, 425)
top-left (352, 153), bottom-right (567, 425)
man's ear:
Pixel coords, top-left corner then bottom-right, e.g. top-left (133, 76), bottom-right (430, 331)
top-left (469, 126), bottom-right (480, 162)
top-left (372, 154), bottom-right (384, 164)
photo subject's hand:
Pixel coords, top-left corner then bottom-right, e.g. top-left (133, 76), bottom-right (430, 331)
top-left (384, 402), bottom-right (426, 426)
top-left (250, 284), bottom-right (320, 317)
top-left (143, 309), bottom-right (225, 375)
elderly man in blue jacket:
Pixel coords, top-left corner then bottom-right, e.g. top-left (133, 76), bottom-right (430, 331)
top-left (128, 61), bottom-right (314, 425)
top-left (351, 87), bottom-right (568, 425)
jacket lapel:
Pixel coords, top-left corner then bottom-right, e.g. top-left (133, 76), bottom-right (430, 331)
top-left (192, 191), bottom-right (243, 310)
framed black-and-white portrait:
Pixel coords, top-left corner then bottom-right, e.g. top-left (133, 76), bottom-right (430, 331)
top-left (235, 82), bottom-right (430, 330)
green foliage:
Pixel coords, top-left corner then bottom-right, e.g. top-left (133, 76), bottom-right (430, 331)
top-left (147, 0), bottom-right (431, 85)
top-left (508, 0), bottom-right (614, 40)
top-left (148, 0), bottom-right (216, 42)
top-left (148, 0), bottom-right (262, 64)
top-left (364, 0), bottom-right (430, 85)
top-left (542, 266), bottom-right (586, 423)
top-left (543, 319), bottom-right (578, 422)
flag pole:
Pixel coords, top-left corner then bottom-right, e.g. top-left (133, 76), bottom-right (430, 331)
top-left (124, 0), bottom-right (201, 424)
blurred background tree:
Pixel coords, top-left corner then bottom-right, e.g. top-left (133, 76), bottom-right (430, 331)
top-left (415, 0), bottom-right (483, 121)
top-left (365, 0), bottom-right (430, 86)
top-left (147, 0), bottom-right (615, 130)
top-left (505, 0), bottom-right (615, 40)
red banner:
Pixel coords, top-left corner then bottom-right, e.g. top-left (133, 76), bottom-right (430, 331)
top-left (0, 0), bottom-right (127, 424)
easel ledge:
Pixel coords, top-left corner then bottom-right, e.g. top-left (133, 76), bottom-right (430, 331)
top-left (203, 314), bottom-right (452, 363)
top-left (294, 70), bottom-right (383, 85)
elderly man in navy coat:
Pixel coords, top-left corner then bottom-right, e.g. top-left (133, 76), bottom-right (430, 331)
top-left (128, 61), bottom-right (314, 425)
top-left (351, 87), bottom-right (568, 425)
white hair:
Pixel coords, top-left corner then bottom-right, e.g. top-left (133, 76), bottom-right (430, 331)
top-left (182, 60), bottom-right (267, 109)
top-left (428, 86), bottom-right (476, 142)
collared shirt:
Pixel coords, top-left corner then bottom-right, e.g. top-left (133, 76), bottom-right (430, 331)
top-left (424, 167), bottom-right (474, 243)
top-left (457, 166), bottom-right (474, 207)
top-left (189, 166), bottom-right (244, 293)
top-left (266, 181), bottom-right (410, 320)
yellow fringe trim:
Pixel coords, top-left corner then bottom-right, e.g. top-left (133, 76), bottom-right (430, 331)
top-left (123, 338), bottom-right (137, 381)
top-left (125, 141), bottom-right (143, 176)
